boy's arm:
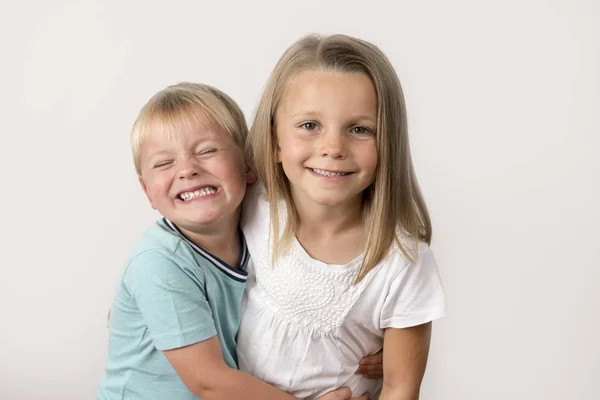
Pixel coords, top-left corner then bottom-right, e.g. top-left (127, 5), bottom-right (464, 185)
top-left (357, 350), bottom-right (383, 378)
top-left (164, 337), bottom-right (295, 400)
top-left (164, 338), bottom-right (363, 400)
top-left (123, 251), bottom-right (363, 400)
top-left (379, 322), bottom-right (432, 400)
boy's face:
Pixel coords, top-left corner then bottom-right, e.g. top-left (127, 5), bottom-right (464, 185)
top-left (138, 120), bottom-right (249, 235)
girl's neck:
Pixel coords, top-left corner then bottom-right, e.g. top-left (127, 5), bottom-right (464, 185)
top-left (298, 205), bottom-right (363, 236)
top-left (292, 191), bottom-right (363, 234)
top-left (293, 194), bottom-right (367, 265)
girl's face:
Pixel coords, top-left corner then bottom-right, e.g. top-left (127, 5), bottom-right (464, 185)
top-left (274, 70), bottom-right (378, 213)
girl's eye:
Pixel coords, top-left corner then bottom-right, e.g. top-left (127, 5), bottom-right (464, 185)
top-left (350, 126), bottom-right (371, 135)
top-left (299, 122), bottom-right (318, 131)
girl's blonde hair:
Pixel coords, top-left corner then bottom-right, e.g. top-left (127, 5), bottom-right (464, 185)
top-left (249, 34), bottom-right (432, 283)
top-left (131, 82), bottom-right (248, 175)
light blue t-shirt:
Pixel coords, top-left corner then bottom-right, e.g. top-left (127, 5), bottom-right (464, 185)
top-left (97, 218), bottom-right (248, 400)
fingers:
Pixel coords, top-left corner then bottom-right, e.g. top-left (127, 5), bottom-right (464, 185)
top-left (355, 363), bottom-right (383, 379)
top-left (359, 354), bottom-right (380, 366)
top-left (357, 350), bottom-right (383, 378)
top-left (351, 392), bottom-right (370, 400)
top-left (315, 387), bottom-right (352, 400)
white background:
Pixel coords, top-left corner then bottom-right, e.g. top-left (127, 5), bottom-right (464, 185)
top-left (1, 0), bottom-right (598, 399)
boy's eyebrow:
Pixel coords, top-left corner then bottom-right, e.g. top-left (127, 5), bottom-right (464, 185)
top-left (142, 150), bottom-right (174, 167)
top-left (143, 137), bottom-right (220, 162)
top-left (146, 149), bottom-right (172, 159)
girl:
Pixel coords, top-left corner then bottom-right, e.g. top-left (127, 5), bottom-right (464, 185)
top-left (238, 34), bottom-right (446, 399)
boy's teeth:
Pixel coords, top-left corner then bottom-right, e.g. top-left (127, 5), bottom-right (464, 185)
top-left (311, 168), bottom-right (349, 177)
top-left (179, 187), bottom-right (217, 201)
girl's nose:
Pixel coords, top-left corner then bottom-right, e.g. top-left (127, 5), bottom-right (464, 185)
top-left (319, 131), bottom-right (347, 159)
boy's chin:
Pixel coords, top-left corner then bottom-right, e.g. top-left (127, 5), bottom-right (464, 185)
top-left (165, 210), bottom-right (240, 232)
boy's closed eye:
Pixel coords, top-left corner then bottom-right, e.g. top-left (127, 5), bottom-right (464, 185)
top-left (153, 160), bottom-right (173, 169)
top-left (196, 148), bottom-right (217, 156)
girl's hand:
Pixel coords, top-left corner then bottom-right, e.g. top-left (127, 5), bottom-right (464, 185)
top-left (316, 387), bottom-right (369, 400)
top-left (357, 350), bottom-right (383, 378)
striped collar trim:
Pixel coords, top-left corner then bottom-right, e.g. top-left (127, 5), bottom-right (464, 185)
top-left (162, 218), bottom-right (248, 282)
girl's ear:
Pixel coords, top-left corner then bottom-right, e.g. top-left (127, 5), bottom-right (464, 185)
top-left (275, 143), bottom-right (282, 163)
top-left (139, 176), bottom-right (157, 209)
top-left (273, 120), bottom-right (282, 163)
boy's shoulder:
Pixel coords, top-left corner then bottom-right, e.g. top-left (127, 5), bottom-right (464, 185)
top-left (131, 219), bottom-right (181, 254)
top-left (126, 219), bottom-right (199, 271)
top-left (125, 218), bottom-right (249, 285)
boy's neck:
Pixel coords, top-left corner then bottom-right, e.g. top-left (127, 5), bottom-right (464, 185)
top-left (177, 217), bottom-right (242, 268)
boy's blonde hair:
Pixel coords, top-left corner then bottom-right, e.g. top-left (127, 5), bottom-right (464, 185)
top-left (249, 34), bottom-right (432, 283)
top-left (132, 82), bottom-right (248, 175)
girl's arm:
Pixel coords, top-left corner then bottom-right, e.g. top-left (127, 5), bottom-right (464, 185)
top-left (164, 336), bottom-right (365, 400)
top-left (379, 322), bottom-right (432, 400)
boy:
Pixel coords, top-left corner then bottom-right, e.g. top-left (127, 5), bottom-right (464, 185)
top-left (96, 83), bottom-right (365, 400)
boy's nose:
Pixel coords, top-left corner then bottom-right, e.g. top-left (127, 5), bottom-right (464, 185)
top-left (178, 169), bottom-right (198, 179)
top-left (177, 158), bottom-right (199, 179)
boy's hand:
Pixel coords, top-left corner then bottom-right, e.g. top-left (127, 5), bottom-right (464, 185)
top-left (356, 350), bottom-right (383, 378)
top-left (316, 387), bottom-right (369, 400)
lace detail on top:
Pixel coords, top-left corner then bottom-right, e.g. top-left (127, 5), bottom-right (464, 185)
top-left (254, 238), bottom-right (380, 333)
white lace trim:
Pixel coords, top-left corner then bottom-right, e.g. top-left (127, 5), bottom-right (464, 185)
top-left (254, 239), bottom-right (380, 333)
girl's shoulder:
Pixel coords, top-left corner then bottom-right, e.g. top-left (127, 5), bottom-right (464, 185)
top-left (241, 181), bottom-right (268, 220)
top-left (377, 238), bottom-right (446, 328)
top-left (241, 181), bottom-right (273, 240)
top-left (242, 180), bottom-right (267, 209)
top-left (389, 233), bottom-right (432, 259)
top-left (377, 236), bottom-right (437, 278)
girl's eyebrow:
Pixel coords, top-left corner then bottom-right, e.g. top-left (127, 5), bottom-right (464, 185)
top-left (289, 112), bottom-right (376, 125)
top-left (290, 110), bottom-right (323, 119)
top-left (350, 114), bottom-right (377, 122)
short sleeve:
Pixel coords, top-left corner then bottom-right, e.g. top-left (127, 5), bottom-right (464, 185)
top-left (122, 250), bottom-right (217, 350)
top-left (380, 244), bottom-right (447, 329)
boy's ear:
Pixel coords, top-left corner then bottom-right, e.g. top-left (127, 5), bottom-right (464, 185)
top-left (246, 165), bottom-right (257, 184)
top-left (139, 176), bottom-right (157, 209)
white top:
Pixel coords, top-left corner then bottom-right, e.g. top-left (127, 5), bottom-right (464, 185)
top-left (238, 184), bottom-right (447, 399)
